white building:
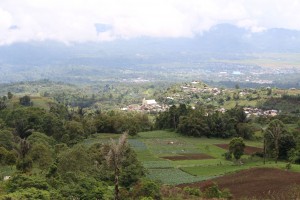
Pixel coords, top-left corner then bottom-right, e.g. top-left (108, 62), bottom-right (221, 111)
top-left (142, 98), bottom-right (157, 106)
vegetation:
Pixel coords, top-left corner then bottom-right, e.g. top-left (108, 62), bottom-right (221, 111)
top-left (0, 80), bottom-right (300, 199)
top-left (229, 137), bottom-right (246, 161)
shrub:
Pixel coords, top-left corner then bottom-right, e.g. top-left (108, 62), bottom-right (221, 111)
top-left (131, 179), bottom-right (161, 200)
top-left (3, 187), bottom-right (51, 200)
top-left (252, 151), bottom-right (264, 158)
top-left (202, 183), bottom-right (232, 199)
top-left (16, 157), bottom-right (33, 173)
top-left (183, 186), bottom-right (201, 196)
top-left (223, 151), bottom-right (232, 160)
top-left (5, 174), bottom-right (49, 193)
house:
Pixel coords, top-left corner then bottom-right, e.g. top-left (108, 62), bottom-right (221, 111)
top-left (142, 98), bottom-right (157, 106)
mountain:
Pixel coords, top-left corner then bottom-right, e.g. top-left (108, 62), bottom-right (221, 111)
top-left (1, 23), bottom-right (300, 67)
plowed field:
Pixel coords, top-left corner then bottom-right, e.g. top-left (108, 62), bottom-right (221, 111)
top-left (178, 168), bottom-right (300, 199)
top-left (215, 143), bottom-right (262, 155)
top-left (161, 153), bottom-right (214, 161)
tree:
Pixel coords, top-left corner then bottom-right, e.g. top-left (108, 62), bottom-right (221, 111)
top-left (57, 145), bottom-right (90, 176)
top-left (265, 119), bottom-right (286, 163)
top-left (16, 139), bottom-right (33, 172)
top-left (229, 137), bottom-right (245, 161)
top-left (29, 142), bottom-right (53, 171)
top-left (105, 132), bottom-right (128, 200)
top-left (19, 95), bottom-right (32, 106)
top-left (131, 179), bottom-right (161, 200)
top-left (0, 99), bottom-right (7, 110)
top-left (7, 92), bottom-right (13, 99)
top-left (0, 130), bottom-right (15, 150)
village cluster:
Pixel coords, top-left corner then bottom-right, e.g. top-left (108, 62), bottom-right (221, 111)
top-left (121, 98), bottom-right (169, 113)
top-left (121, 81), bottom-right (279, 117)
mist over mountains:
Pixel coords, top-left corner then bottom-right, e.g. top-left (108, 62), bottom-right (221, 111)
top-left (1, 24), bottom-right (300, 67)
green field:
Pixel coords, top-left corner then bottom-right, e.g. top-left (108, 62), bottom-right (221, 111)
top-left (86, 130), bottom-right (300, 186)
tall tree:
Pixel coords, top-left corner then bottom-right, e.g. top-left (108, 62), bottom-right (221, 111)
top-left (105, 132), bottom-right (128, 200)
top-left (16, 139), bottom-right (32, 172)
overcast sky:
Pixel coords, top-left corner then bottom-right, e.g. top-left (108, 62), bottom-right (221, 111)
top-left (1, 0), bottom-right (300, 45)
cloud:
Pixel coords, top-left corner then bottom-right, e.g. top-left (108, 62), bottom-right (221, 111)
top-left (1, 0), bottom-right (300, 45)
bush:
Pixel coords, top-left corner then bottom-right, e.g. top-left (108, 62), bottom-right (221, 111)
top-left (3, 187), bottom-right (51, 200)
top-left (5, 174), bottom-right (49, 193)
top-left (131, 179), bottom-right (161, 200)
top-left (252, 151), bottom-right (264, 158)
top-left (183, 186), bottom-right (201, 196)
top-left (202, 183), bottom-right (232, 199)
top-left (16, 157), bottom-right (33, 172)
top-left (223, 151), bottom-right (232, 160)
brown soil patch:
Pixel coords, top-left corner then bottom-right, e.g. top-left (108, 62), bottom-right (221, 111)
top-left (215, 143), bottom-right (263, 155)
top-left (161, 153), bottom-right (214, 161)
top-left (178, 168), bottom-right (300, 199)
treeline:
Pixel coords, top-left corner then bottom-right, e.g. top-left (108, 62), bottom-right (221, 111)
top-left (282, 94), bottom-right (300, 101)
top-left (156, 104), bottom-right (254, 139)
top-left (0, 96), bottom-right (152, 145)
top-left (155, 104), bottom-right (300, 163)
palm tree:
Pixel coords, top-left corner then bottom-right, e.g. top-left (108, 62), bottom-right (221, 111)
top-left (266, 119), bottom-right (286, 163)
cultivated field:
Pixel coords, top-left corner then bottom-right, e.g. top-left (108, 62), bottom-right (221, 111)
top-left (179, 168), bottom-right (300, 199)
top-left (85, 130), bottom-right (300, 198)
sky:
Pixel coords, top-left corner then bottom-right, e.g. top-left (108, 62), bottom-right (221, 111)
top-left (1, 0), bottom-right (300, 45)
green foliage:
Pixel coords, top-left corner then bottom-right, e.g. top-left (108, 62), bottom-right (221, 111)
top-left (19, 95), bottom-right (33, 106)
top-left (202, 183), bottom-right (232, 199)
top-left (159, 105), bottom-right (252, 139)
top-left (5, 174), bottom-right (49, 193)
top-left (94, 111), bottom-right (152, 136)
top-left (120, 147), bottom-right (145, 188)
top-left (16, 157), bottom-right (33, 173)
top-left (29, 142), bottom-right (53, 170)
top-left (59, 177), bottom-right (110, 200)
top-left (4, 80), bottom-right (300, 199)
top-left (131, 179), bottom-right (161, 200)
top-left (27, 132), bottom-right (56, 147)
top-left (0, 130), bottom-right (16, 150)
top-left (229, 137), bottom-right (245, 160)
top-left (223, 151), bottom-right (232, 160)
top-left (278, 134), bottom-right (296, 160)
top-left (3, 187), bottom-right (51, 200)
top-left (183, 186), bottom-right (201, 196)
top-left (7, 92), bottom-right (13, 99)
top-left (265, 119), bottom-right (289, 162)
top-left (147, 168), bottom-right (204, 185)
top-left (4, 107), bottom-right (63, 139)
top-left (57, 145), bottom-right (91, 177)
top-left (64, 120), bottom-right (86, 145)
top-left (0, 146), bottom-right (9, 164)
